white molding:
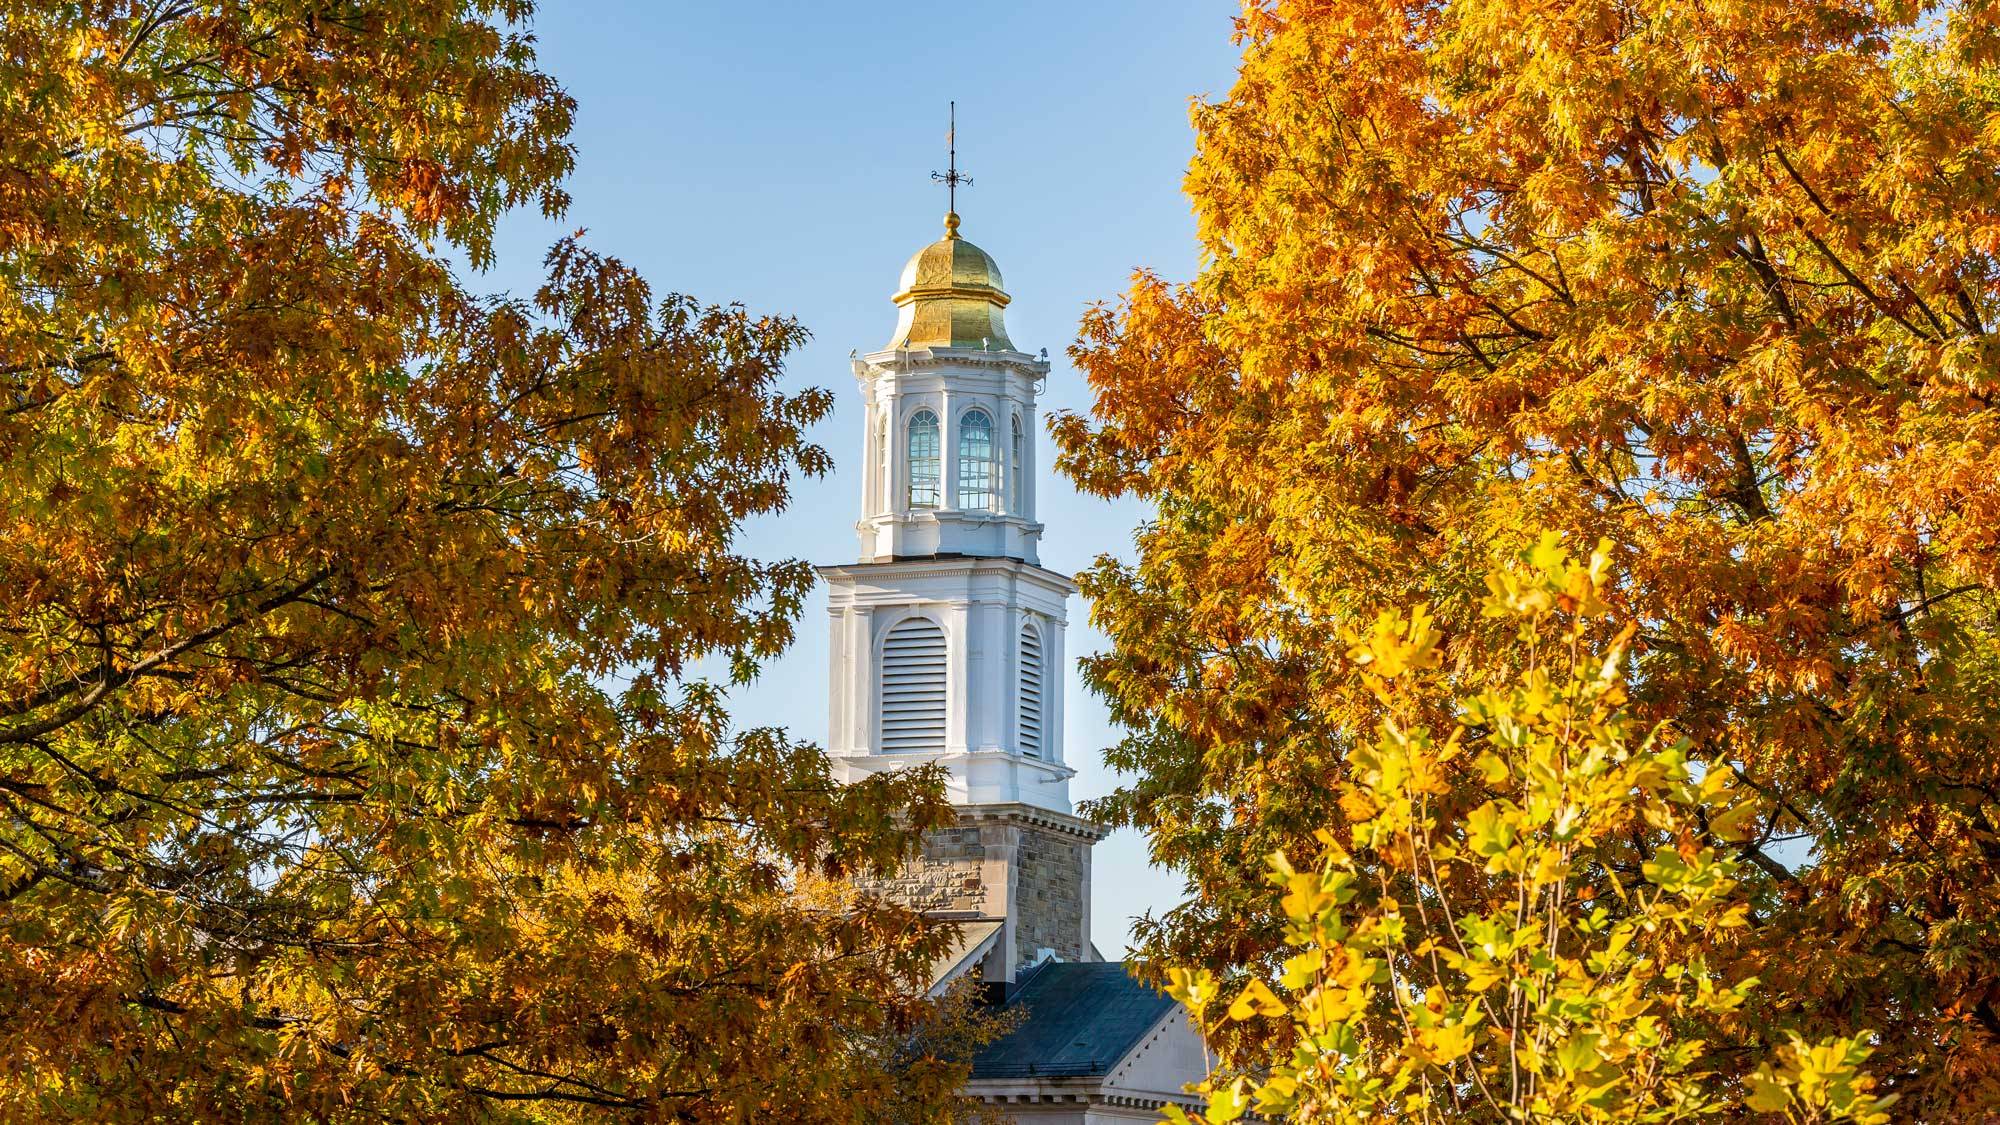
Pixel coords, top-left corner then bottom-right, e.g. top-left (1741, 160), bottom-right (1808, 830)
top-left (858, 345), bottom-right (1051, 378)
top-left (820, 556), bottom-right (1077, 595)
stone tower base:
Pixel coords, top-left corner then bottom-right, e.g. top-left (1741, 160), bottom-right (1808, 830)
top-left (857, 803), bottom-right (1108, 983)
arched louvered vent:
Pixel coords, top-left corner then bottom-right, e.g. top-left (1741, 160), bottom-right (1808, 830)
top-left (880, 618), bottom-right (947, 752)
top-left (1019, 622), bottom-right (1044, 758)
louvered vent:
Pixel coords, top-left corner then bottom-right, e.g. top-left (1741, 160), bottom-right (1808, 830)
top-left (1019, 623), bottom-right (1044, 758)
top-left (880, 618), bottom-right (947, 752)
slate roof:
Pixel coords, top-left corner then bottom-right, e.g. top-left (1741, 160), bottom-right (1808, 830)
top-left (968, 961), bottom-right (1178, 1079)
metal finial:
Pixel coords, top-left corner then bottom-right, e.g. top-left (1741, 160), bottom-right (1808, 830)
top-left (931, 100), bottom-right (971, 237)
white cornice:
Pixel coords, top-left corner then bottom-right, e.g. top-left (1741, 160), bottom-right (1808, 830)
top-left (950, 800), bottom-right (1110, 842)
top-left (818, 555), bottom-right (1078, 595)
top-left (858, 511), bottom-right (1044, 533)
top-left (835, 748), bottom-right (1082, 787)
top-left (856, 345), bottom-right (1050, 379)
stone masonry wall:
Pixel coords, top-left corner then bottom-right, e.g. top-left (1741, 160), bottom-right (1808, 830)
top-left (853, 825), bottom-right (987, 915)
top-left (852, 813), bottom-right (1092, 972)
top-left (1012, 822), bottom-right (1086, 964)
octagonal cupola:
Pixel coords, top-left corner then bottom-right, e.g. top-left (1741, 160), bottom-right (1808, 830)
top-left (846, 213), bottom-right (1050, 565)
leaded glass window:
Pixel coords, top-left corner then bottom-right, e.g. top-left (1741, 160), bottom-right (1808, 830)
top-left (907, 409), bottom-right (940, 508)
top-left (958, 408), bottom-right (996, 510)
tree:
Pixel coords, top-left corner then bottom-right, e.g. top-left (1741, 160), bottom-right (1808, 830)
top-left (1051, 0), bottom-right (2000, 1116)
top-left (1164, 538), bottom-right (1895, 1123)
top-left (0, 3), bottom-right (967, 1120)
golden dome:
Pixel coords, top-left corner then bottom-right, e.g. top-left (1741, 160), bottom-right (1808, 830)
top-left (887, 212), bottom-right (1014, 350)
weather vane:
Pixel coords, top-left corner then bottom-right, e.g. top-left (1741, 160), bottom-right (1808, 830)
top-left (932, 101), bottom-right (972, 218)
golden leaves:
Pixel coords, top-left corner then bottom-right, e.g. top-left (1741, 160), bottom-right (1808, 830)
top-left (1057, 0), bottom-right (2000, 1114)
top-left (1747, 1036), bottom-right (1900, 1124)
top-left (1228, 978), bottom-right (1288, 1020)
top-left (0, 3), bottom-right (961, 1121)
top-left (1164, 542), bottom-right (1887, 1123)
top-left (1345, 603), bottom-right (1443, 680)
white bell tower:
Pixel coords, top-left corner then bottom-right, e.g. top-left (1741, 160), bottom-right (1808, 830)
top-left (820, 209), bottom-right (1077, 812)
top-left (823, 193), bottom-right (1105, 982)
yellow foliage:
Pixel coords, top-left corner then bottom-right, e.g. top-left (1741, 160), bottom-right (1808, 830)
top-left (1164, 541), bottom-right (1893, 1122)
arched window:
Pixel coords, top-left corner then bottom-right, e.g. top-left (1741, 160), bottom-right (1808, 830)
top-left (1010, 413), bottom-right (1024, 511)
top-left (881, 618), bottom-right (947, 752)
top-left (958, 408), bottom-right (997, 510)
top-left (1018, 621), bottom-right (1044, 758)
top-left (907, 410), bottom-right (940, 509)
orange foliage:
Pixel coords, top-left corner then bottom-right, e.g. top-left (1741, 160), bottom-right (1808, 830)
top-left (0, 3), bottom-right (968, 1120)
top-left (1054, 0), bottom-right (2000, 1117)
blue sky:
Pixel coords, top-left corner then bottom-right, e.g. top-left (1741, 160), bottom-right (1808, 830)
top-left (479, 2), bottom-right (1245, 956)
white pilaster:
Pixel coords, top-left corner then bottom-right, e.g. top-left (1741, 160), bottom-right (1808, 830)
top-left (978, 598), bottom-right (1006, 752)
top-left (1048, 613), bottom-right (1067, 767)
top-left (848, 606), bottom-right (872, 755)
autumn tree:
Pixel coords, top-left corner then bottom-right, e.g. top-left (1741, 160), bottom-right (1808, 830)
top-left (1166, 538), bottom-right (1896, 1123)
top-left (1052, 0), bottom-right (2000, 1117)
top-left (0, 2), bottom-right (969, 1120)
